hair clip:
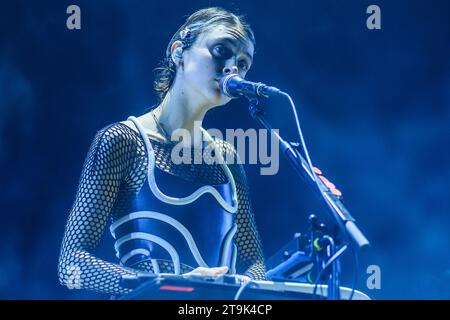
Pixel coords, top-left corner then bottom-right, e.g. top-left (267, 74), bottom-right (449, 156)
top-left (179, 27), bottom-right (192, 40)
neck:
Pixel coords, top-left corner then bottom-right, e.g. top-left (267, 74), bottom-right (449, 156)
top-left (150, 81), bottom-right (211, 147)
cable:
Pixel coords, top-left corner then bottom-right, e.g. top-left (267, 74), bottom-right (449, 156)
top-left (312, 244), bottom-right (348, 299)
top-left (313, 266), bottom-right (326, 300)
top-left (279, 93), bottom-right (349, 229)
top-left (233, 277), bottom-right (258, 300)
top-left (348, 244), bottom-right (359, 300)
top-left (279, 93), bottom-right (361, 300)
top-left (280, 92), bottom-right (318, 183)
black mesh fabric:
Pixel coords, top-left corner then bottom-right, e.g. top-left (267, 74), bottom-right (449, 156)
top-left (58, 122), bottom-right (266, 295)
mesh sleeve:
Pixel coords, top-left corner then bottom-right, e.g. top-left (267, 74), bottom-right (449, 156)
top-left (58, 124), bottom-right (141, 295)
top-left (218, 141), bottom-right (267, 280)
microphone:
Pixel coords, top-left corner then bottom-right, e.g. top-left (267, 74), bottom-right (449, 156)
top-left (219, 74), bottom-right (284, 99)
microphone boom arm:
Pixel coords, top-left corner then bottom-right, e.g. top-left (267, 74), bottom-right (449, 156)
top-left (248, 98), bottom-right (370, 250)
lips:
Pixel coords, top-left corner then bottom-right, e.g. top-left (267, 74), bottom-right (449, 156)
top-left (213, 78), bottom-right (226, 96)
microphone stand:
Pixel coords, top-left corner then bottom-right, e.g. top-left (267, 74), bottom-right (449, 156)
top-left (247, 97), bottom-right (370, 299)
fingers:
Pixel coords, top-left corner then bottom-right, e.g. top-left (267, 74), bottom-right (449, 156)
top-left (207, 266), bottom-right (228, 275)
top-left (184, 266), bottom-right (229, 277)
top-left (235, 275), bottom-right (252, 285)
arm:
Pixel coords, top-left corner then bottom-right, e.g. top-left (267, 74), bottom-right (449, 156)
top-left (229, 159), bottom-right (266, 280)
top-left (58, 124), bottom-right (141, 295)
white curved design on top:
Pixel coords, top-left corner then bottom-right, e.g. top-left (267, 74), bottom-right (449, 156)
top-left (151, 259), bottom-right (160, 274)
top-left (230, 243), bottom-right (237, 275)
top-left (114, 232), bottom-right (181, 274)
top-left (219, 223), bottom-right (237, 267)
top-left (128, 116), bottom-right (238, 214)
top-left (120, 248), bottom-right (150, 265)
top-left (111, 211), bottom-right (209, 268)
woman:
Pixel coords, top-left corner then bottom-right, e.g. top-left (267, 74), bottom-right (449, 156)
top-left (58, 7), bottom-right (266, 296)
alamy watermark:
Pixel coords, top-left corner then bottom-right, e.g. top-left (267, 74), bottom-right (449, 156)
top-left (366, 264), bottom-right (381, 290)
top-left (67, 5), bottom-right (381, 31)
top-left (366, 5), bottom-right (381, 30)
top-left (66, 5), bottom-right (81, 30)
top-left (169, 121), bottom-right (280, 176)
top-left (63, 3), bottom-right (382, 174)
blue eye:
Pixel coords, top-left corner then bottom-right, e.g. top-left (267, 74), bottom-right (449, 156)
top-left (238, 60), bottom-right (249, 72)
top-left (212, 44), bottom-right (233, 60)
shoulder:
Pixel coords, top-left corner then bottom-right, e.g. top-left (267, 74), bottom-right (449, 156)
top-left (120, 118), bottom-right (169, 144)
top-left (118, 120), bottom-right (138, 134)
top-left (96, 121), bottom-right (140, 141)
top-left (89, 121), bottom-right (143, 157)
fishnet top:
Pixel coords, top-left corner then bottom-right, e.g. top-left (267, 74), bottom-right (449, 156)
top-left (58, 122), bottom-right (266, 295)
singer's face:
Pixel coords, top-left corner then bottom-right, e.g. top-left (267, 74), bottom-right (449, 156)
top-left (179, 25), bottom-right (254, 108)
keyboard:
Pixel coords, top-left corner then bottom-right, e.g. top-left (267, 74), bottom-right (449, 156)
top-left (119, 273), bottom-right (370, 300)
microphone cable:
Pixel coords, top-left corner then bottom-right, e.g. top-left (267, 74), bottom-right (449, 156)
top-left (233, 277), bottom-right (259, 300)
top-left (279, 92), bottom-right (361, 300)
top-left (279, 92), bottom-right (319, 183)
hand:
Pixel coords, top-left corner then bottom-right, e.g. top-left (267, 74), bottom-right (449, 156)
top-left (313, 167), bottom-right (342, 197)
top-left (234, 274), bottom-right (252, 285)
top-left (183, 266), bottom-right (229, 277)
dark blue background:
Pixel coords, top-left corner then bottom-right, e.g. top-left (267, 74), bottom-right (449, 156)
top-left (1, 0), bottom-right (449, 299)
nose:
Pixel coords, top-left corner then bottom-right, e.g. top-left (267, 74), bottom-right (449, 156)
top-left (222, 66), bottom-right (239, 75)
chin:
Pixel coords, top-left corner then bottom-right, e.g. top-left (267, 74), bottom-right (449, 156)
top-left (215, 96), bottom-right (232, 108)
top-left (204, 87), bottom-right (232, 108)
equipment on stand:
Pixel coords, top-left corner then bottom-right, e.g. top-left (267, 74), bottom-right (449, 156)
top-left (265, 215), bottom-right (350, 300)
top-left (245, 93), bottom-right (370, 300)
top-left (265, 232), bottom-right (313, 283)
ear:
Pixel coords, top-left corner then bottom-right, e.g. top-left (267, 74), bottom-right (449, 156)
top-left (170, 40), bottom-right (184, 66)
